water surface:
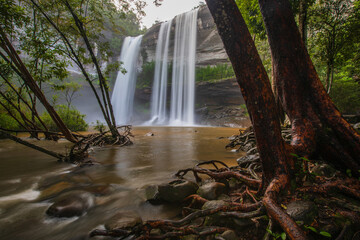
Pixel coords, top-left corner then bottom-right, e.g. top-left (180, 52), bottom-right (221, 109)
top-left (0, 127), bottom-right (243, 239)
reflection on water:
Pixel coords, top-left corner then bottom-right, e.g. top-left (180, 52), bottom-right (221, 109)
top-left (0, 127), bottom-right (243, 240)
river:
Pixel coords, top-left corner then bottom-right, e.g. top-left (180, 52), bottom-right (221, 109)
top-left (0, 126), bottom-right (244, 240)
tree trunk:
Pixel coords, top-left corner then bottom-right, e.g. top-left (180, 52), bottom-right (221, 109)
top-left (205, 0), bottom-right (306, 239)
top-left (258, 0), bottom-right (360, 171)
top-left (0, 130), bottom-right (65, 160)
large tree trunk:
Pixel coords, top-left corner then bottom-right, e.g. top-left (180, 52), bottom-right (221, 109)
top-left (205, 0), bottom-right (306, 239)
top-left (258, 0), bottom-right (360, 172)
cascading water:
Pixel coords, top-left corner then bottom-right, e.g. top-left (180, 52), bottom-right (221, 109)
top-left (148, 19), bottom-right (173, 125)
top-left (111, 35), bottom-right (143, 125)
top-left (169, 9), bottom-right (198, 126)
top-left (147, 9), bottom-right (198, 126)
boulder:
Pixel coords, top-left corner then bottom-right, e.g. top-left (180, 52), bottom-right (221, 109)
top-left (311, 163), bottom-right (336, 178)
top-left (105, 211), bottom-right (142, 230)
top-left (197, 182), bottom-right (228, 200)
top-left (145, 132), bottom-right (154, 136)
top-left (156, 180), bottom-right (199, 203)
top-left (220, 230), bottom-right (238, 240)
top-left (202, 200), bottom-right (253, 229)
top-left (286, 200), bottom-right (318, 226)
top-left (46, 191), bottom-right (95, 218)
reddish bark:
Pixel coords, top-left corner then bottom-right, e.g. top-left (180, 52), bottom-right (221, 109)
top-left (258, 0), bottom-right (360, 172)
top-left (205, 0), bottom-right (306, 239)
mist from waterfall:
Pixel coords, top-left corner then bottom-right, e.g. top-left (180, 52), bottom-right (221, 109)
top-left (111, 35), bottom-right (143, 125)
top-left (148, 19), bottom-right (173, 125)
top-left (169, 9), bottom-right (198, 125)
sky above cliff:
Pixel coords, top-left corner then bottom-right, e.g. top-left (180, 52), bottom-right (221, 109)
top-left (141, 0), bottom-right (205, 28)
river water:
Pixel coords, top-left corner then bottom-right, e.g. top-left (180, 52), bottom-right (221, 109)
top-left (0, 127), bottom-right (244, 240)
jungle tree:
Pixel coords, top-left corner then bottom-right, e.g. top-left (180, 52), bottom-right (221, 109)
top-left (29, 0), bottom-right (145, 140)
top-left (205, 0), bottom-right (360, 238)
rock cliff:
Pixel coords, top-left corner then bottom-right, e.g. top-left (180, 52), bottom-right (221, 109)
top-left (140, 5), bottom-right (229, 67)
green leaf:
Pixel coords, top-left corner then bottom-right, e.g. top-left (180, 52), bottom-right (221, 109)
top-left (346, 169), bottom-right (352, 177)
top-left (280, 232), bottom-right (286, 240)
top-left (319, 231), bottom-right (332, 238)
top-left (304, 225), bottom-right (317, 233)
top-left (290, 153), bottom-right (299, 158)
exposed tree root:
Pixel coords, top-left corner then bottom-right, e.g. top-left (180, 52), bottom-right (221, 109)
top-left (175, 160), bottom-right (261, 188)
top-left (89, 126), bottom-right (360, 240)
top-left (1, 125), bottom-right (133, 164)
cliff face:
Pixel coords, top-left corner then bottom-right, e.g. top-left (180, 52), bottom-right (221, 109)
top-left (140, 6), bottom-right (229, 67)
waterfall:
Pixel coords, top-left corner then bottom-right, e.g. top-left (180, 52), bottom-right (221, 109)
top-left (111, 35), bottom-right (143, 125)
top-left (169, 9), bottom-right (198, 126)
top-left (148, 19), bottom-right (173, 125)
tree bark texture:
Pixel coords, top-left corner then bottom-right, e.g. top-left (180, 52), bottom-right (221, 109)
top-left (258, 0), bottom-right (360, 172)
top-left (205, 0), bottom-right (306, 239)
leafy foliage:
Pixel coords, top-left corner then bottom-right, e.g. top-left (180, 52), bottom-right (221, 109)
top-left (40, 105), bottom-right (88, 132)
top-left (196, 64), bottom-right (235, 82)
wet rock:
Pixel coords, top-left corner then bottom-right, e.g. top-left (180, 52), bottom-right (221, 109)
top-left (202, 200), bottom-right (227, 210)
top-left (156, 180), bottom-right (199, 203)
top-left (197, 182), bottom-right (228, 200)
top-left (145, 132), bottom-right (154, 136)
top-left (39, 181), bottom-right (74, 200)
top-left (286, 200), bottom-right (318, 225)
top-left (202, 200), bottom-right (253, 229)
top-left (46, 191), bottom-right (95, 218)
top-left (105, 211), bottom-right (142, 230)
top-left (196, 107), bottom-right (209, 116)
top-left (311, 163), bottom-right (336, 177)
top-left (220, 230), bottom-right (238, 240)
top-left (84, 184), bottom-right (115, 196)
top-left (144, 184), bottom-right (158, 201)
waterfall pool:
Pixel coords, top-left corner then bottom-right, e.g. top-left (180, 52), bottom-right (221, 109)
top-left (0, 126), bottom-right (244, 239)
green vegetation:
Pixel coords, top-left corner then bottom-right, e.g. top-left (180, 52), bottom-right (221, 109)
top-left (236, 0), bottom-right (360, 114)
top-left (136, 62), bottom-right (236, 88)
top-left (137, 61), bottom-right (156, 88)
top-left (40, 105), bottom-right (88, 132)
top-left (93, 120), bottom-right (106, 133)
top-left (0, 0), bottom-right (144, 140)
top-left (196, 64), bottom-right (235, 82)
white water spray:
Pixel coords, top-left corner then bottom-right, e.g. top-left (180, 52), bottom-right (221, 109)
top-left (148, 20), bottom-right (173, 125)
top-left (111, 36), bottom-right (143, 125)
top-left (169, 9), bottom-right (198, 126)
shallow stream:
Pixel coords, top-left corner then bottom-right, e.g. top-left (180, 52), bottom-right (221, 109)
top-left (0, 127), bottom-right (244, 240)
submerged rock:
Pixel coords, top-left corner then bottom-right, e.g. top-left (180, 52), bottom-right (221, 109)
top-left (197, 182), bottom-right (228, 200)
top-left (286, 200), bottom-right (318, 226)
top-left (46, 191), bottom-right (95, 218)
top-left (155, 180), bottom-right (199, 203)
top-left (105, 211), bottom-right (142, 230)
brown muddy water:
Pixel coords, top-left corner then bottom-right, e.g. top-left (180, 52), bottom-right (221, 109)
top-left (0, 127), bottom-right (244, 240)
